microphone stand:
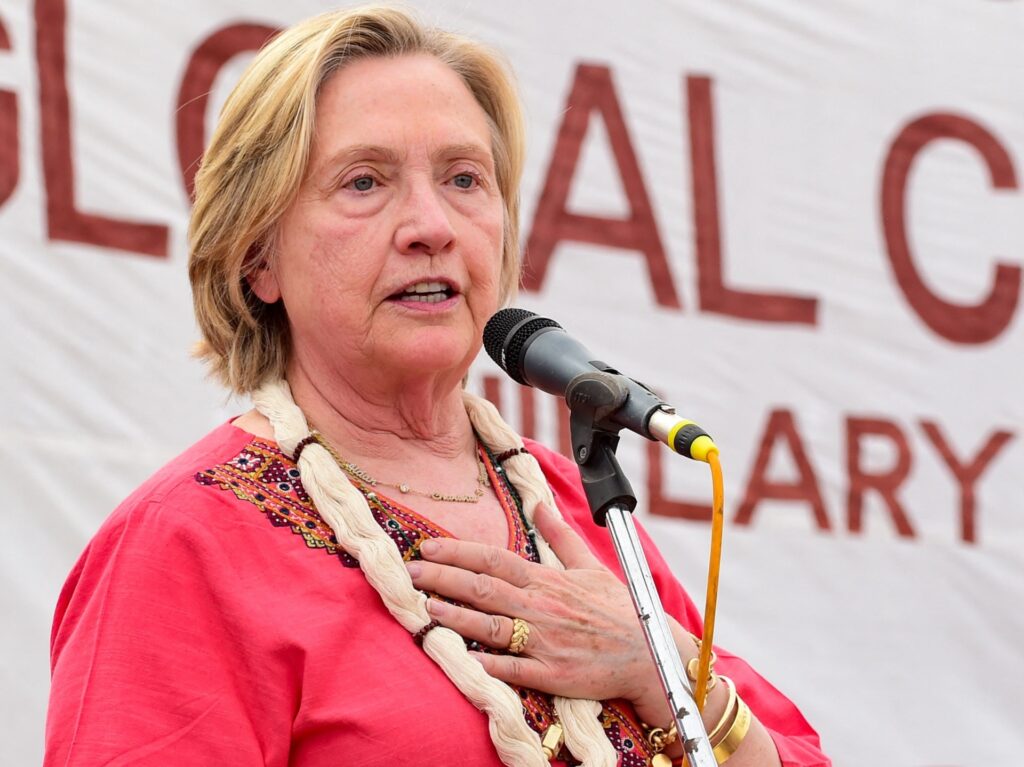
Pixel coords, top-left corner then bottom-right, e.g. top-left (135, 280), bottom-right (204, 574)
top-left (564, 372), bottom-right (716, 767)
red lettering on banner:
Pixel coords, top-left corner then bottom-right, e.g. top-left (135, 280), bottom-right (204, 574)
top-left (523, 64), bottom-right (680, 308)
top-left (519, 384), bottom-right (537, 441)
top-left (482, 375), bottom-right (502, 415)
top-left (35, 0), bottom-right (168, 256)
top-left (481, 376), bottom-right (563, 451)
top-left (845, 417), bottom-right (916, 537)
top-left (0, 15), bottom-right (18, 207)
top-left (647, 440), bottom-right (713, 521)
top-left (176, 23), bottom-right (280, 199)
top-left (919, 421), bottom-right (1014, 543)
top-left (734, 409), bottom-right (830, 529)
top-left (881, 113), bottom-right (1021, 344)
top-left (482, 376), bottom-right (1014, 546)
top-left (687, 76), bottom-right (818, 324)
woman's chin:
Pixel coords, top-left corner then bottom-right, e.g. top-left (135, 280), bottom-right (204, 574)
top-left (387, 333), bottom-right (478, 380)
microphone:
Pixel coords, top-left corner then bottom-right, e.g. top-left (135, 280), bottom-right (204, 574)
top-left (482, 308), bottom-right (716, 462)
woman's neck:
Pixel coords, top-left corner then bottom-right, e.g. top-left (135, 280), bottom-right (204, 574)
top-left (281, 355), bottom-right (475, 462)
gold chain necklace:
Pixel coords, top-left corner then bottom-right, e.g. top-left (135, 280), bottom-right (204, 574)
top-left (312, 432), bottom-right (489, 503)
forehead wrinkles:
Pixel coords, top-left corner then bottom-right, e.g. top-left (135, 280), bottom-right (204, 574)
top-left (307, 55), bottom-right (494, 169)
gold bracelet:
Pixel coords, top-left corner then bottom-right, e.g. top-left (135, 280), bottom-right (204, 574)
top-left (645, 721), bottom-right (677, 752)
top-left (686, 657), bottom-right (718, 694)
top-left (686, 632), bottom-right (718, 669)
top-left (707, 675), bottom-right (738, 742)
top-left (712, 696), bottom-right (752, 763)
top-left (686, 631), bottom-right (718, 708)
top-left (642, 715), bottom-right (678, 767)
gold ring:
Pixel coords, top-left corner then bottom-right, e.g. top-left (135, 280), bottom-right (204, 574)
top-left (507, 617), bottom-right (530, 654)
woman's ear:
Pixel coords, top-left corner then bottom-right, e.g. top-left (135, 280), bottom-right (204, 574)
top-left (247, 259), bottom-right (281, 304)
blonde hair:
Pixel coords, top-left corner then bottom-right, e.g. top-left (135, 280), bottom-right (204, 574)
top-left (188, 6), bottom-right (525, 393)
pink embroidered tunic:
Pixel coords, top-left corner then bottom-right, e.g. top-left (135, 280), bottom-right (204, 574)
top-left (45, 422), bottom-right (829, 766)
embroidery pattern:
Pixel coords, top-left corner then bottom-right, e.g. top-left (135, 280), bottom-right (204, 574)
top-left (195, 443), bottom-right (347, 558)
top-left (196, 437), bottom-right (654, 766)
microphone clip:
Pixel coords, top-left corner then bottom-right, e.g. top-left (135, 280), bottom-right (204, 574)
top-left (565, 370), bottom-right (639, 525)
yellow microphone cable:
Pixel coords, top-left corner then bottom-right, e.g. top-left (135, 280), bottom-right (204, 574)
top-left (661, 418), bottom-right (724, 712)
top-left (694, 447), bottom-right (724, 711)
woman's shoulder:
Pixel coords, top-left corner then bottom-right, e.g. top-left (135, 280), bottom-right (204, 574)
top-left (88, 420), bottom-right (279, 549)
top-left (52, 421), bottom-right (311, 655)
top-left (116, 420), bottom-right (254, 506)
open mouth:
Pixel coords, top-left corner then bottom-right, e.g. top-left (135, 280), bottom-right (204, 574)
top-left (391, 281), bottom-right (456, 304)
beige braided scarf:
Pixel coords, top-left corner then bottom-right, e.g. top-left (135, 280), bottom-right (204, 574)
top-left (253, 379), bottom-right (618, 767)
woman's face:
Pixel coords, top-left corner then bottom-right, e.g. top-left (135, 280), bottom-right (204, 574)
top-left (252, 54), bottom-right (505, 388)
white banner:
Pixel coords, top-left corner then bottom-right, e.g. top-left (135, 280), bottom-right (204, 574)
top-left (3, 1), bottom-right (1023, 764)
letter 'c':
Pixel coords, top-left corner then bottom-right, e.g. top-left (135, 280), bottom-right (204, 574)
top-left (881, 114), bottom-right (1021, 344)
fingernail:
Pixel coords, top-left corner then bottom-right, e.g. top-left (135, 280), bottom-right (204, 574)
top-left (426, 599), bottom-right (446, 616)
top-left (420, 540), bottom-right (439, 556)
top-left (406, 562), bottom-right (422, 578)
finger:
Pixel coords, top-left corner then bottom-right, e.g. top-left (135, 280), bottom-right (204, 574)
top-left (426, 599), bottom-right (520, 651)
top-left (419, 538), bottom-right (533, 588)
top-left (408, 560), bottom-right (522, 615)
top-left (469, 650), bottom-right (552, 692)
top-left (533, 502), bottom-right (604, 570)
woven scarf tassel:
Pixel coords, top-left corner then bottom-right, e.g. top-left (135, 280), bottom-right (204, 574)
top-left (465, 392), bottom-right (618, 767)
top-left (255, 381), bottom-right (554, 767)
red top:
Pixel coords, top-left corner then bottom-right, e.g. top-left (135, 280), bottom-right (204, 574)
top-left (46, 421), bottom-right (829, 766)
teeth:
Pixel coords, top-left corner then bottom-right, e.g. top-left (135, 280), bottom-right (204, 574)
top-left (403, 292), bottom-right (448, 303)
top-left (404, 281), bottom-right (448, 294)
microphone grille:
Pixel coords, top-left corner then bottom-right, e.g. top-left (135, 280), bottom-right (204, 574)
top-left (483, 308), bottom-right (561, 385)
top-left (483, 308), bottom-right (534, 371)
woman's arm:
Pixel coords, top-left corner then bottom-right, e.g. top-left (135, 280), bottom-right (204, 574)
top-left (412, 440), bottom-right (830, 767)
top-left (46, 494), bottom-right (288, 766)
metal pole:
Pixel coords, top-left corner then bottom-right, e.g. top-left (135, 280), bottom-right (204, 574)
top-left (605, 504), bottom-right (717, 767)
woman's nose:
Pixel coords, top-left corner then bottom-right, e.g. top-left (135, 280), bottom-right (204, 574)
top-left (394, 180), bottom-right (456, 256)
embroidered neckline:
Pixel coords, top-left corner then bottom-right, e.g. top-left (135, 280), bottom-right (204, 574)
top-left (194, 434), bottom-right (654, 766)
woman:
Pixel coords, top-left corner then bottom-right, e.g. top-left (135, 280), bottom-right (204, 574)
top-left (45, 8), bottom-right (829, 766)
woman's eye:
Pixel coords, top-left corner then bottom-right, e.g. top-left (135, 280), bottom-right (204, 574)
top-left (451, 173), bottom-right (476, 189)
top-left (348, 175), bottom-right (375, 192)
